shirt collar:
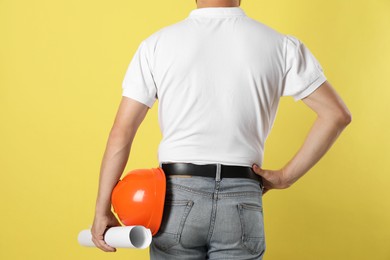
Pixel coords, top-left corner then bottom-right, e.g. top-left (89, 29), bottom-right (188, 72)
top-left (188, 7), bottom-right (246, 18)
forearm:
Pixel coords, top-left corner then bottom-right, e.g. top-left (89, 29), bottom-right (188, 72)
top-left (94, 129), bottom-right (135, 216)
top-left (282, 115), bottom-right (350, 186)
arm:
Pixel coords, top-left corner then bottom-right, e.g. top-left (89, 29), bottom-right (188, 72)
top-left (91, 96), bottom-right (150, 252)
top-left (252, 81), bottom-right (352, 193)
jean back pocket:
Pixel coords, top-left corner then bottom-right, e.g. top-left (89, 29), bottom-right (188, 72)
top-left (152, 199), bottom-right (194, 251)
top-left (237, 203), bottom-right (266, 255)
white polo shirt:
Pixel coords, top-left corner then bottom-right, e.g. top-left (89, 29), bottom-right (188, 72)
top-left (122, 6), bottom-right (327, 167)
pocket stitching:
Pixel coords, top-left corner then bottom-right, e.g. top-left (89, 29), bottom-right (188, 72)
top-left (241, 203), bottom-right (263, 212)
top-left (237, 203), bottom-right (265, 255)
top-left (153, 200), bottom-right (194, 251)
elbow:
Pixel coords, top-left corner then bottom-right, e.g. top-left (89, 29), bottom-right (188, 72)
top-left (344, 111), bottom-right (352, 126)
top-left (320, 108), bottom-right (352, 128)
top-left (335, 109), bottom-right (352, 127)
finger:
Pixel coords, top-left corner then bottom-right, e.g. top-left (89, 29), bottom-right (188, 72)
top-left (92, 234), bottom-right (116, 252)
top-left (252, 164), bottom-right (263, 175)
top-left (98, 231), bottom-right (116, 252)
top-left (252, 164), bottom-right (269, 179)
top-left (92, 235), bottom-right (105, 251)
top-left (99, 239), bottom-right (116, 252)
top-left (92, 236), bottom-right (106, 251)
top-left (94, 237), bottom-right (116, 252)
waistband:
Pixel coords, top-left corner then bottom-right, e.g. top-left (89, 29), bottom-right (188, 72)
top-left (161, 163), bottom-right (263, 187)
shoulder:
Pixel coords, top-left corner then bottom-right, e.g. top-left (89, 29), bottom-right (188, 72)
top-left (244, 16), bottom-right (284, 38)
top-left (231, 16), bottom-right (285, 51)
top-left (142, 19), bottom-right (189, 47)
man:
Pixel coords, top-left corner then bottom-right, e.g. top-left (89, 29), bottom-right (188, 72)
top-left (91, 0), bottom-right (351, 259)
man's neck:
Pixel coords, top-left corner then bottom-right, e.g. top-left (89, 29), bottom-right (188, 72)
top-left (196, 0), bottom-right (240, 8)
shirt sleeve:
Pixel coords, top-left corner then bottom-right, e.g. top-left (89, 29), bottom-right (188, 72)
top-left (121, 40), bottom-right (157, 108)
top-left (281, 35), bottom-right (327, 101)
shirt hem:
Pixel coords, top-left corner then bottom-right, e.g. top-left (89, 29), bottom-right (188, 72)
top-left (122, 88), bottom-right (156, 108)
top-left (293, 73), bottom-right (327, 101)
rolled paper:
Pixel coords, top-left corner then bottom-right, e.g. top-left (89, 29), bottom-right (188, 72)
top-left (78, 226), bottom-right (152, 249)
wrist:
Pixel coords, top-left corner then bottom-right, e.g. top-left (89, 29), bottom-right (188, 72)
top-left (95, 204), bottom-right (112, 216)
top-left (95, 195), bottom-right (113, 214)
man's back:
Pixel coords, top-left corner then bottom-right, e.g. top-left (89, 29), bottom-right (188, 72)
top-left (122, 7), bottom-right (326, 167)
top-left (91, 3), bottom-right (351, 258)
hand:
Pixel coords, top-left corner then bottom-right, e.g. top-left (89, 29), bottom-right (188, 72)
top-left (252, 164), bottom-right (291, 194)
top-left (91, 211), bottom-right (122, 252)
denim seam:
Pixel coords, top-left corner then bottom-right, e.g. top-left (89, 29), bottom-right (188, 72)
top-left (168, 184), bottom-right (214, 197)
top-left (167, 184), bottom-right (262, 198)
top-left (177, 201), bottom-right (194, 247)
top-left (208, 180), bottom-right (221, 242)
top-left (218, 191), bottom-right (263, 198)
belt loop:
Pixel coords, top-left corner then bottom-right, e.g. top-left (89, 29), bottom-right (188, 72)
top-left (216, 163), bottom-right (221, 181)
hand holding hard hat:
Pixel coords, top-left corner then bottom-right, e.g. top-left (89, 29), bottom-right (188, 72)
top-left (78, 167), bottom-right (166, 249)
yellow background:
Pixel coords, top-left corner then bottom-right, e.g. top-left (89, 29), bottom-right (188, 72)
top-left (1, 0), bottom-right (389, 259)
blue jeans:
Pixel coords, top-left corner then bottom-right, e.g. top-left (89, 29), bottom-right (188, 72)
top-left (149, 165), bottom-right (265, 260)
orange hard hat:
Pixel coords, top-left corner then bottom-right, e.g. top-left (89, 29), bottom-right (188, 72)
top-left (111, 167), bottom-right (166, 236)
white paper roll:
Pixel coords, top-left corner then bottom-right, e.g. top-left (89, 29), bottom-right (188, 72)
top-left (78, 226), bottom-right (152, 249)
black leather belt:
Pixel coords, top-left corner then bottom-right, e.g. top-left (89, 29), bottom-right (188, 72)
top-left (161, 163), bottom-right (263, 186)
